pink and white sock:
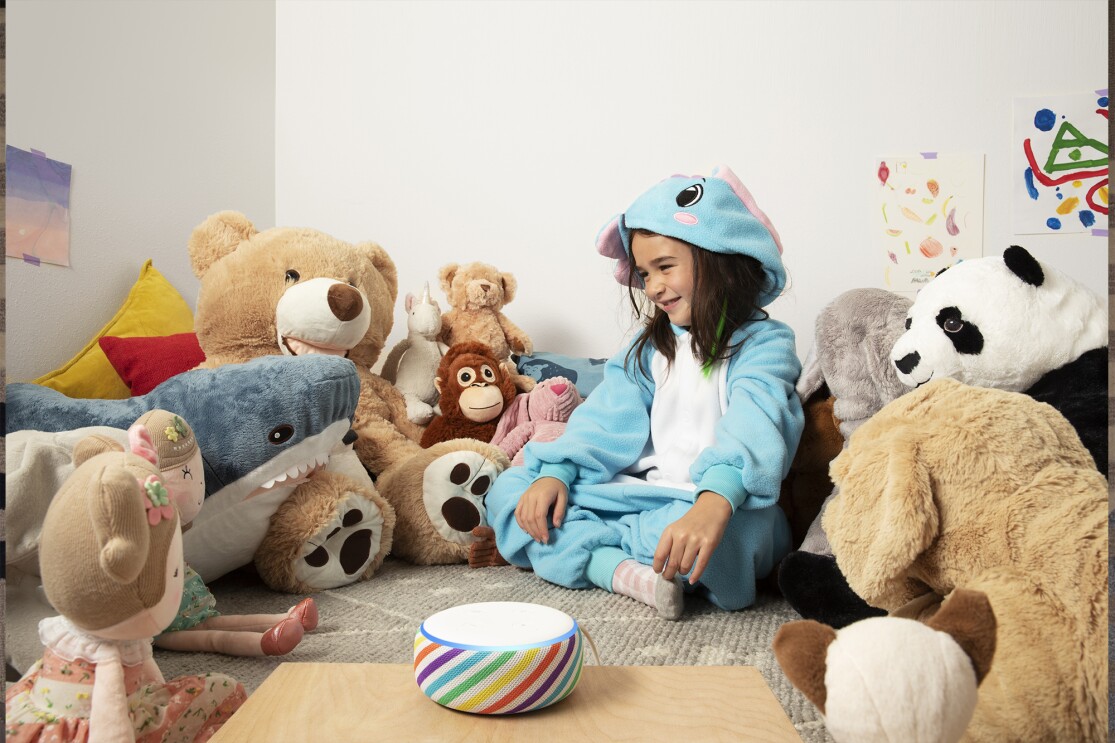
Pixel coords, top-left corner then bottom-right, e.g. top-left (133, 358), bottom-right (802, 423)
top-left (611, 559), bottom-right (683, 620)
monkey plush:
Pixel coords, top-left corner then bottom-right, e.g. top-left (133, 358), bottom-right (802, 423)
top-left (419, 342), bottom-right (518, 448)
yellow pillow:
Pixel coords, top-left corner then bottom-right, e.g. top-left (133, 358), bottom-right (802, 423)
top-left (32, 260), bottom-right (195, 399)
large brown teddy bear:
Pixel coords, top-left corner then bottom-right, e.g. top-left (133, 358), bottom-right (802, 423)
top-left (823, 378), bottom-right (1107, 742)
top-left (189, 212), bottom-right (511, 573)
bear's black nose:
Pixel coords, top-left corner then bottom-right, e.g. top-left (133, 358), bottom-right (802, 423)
top-left (894, 351), bottom-right (921, 375)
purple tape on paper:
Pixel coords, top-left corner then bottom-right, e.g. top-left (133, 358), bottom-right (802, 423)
top-left (30, 149), bottom-right (46, 158)
top-left (920, 152), bottom-right (938, 159)
top-left (1096, 89), bottom-right (1108, 97)
top-left (22, 254), bottom-right (41, 266)
top-left (1091, 229), bottom-right (1108, 237)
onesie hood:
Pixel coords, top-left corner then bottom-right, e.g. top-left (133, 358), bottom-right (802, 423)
top-left (596, 164), bottom-right (786, 307)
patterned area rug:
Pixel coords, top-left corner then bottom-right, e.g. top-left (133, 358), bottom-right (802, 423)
top-left (155, 558), bottom-right (834, 742)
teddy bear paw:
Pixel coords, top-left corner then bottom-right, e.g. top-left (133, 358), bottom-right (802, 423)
top-left (422, 450), bottom-right (503, 545)
top-left (291, 490), bottom-right (387, 590)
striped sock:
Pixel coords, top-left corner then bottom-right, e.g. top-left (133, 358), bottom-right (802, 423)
top-left (611, 560), bottom-right (684, 620)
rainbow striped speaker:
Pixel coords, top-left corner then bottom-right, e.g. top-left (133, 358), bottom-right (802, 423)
top-left (414, 601), bottom-right (585, 714)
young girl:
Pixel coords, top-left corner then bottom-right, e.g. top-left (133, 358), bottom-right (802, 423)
top-left (479, 165), bottom-right (803, 619)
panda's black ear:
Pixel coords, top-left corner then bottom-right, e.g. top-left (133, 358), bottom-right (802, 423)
top-left (1003, 245), bottom-right (1044, 287)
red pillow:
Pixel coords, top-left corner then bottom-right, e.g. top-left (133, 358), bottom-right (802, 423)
top-left (99, 332), bottom-right (207, 396)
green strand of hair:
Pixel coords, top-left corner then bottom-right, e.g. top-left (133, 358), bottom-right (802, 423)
top-left (702, 299), bottom-right (729, 379)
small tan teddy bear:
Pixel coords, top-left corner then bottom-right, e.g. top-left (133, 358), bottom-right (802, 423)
top-left (438, 262), bottom-right (534, 363)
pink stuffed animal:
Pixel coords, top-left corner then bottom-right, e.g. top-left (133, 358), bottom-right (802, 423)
top-left (491, 376), bottom-right (583, 465)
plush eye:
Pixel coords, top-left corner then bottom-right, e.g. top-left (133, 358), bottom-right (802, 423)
top-left (285, 269), bottom-right (300, 283)
top-left (480, 365), bottom-right (496, 381)
top-left (181, 465), bottom-right (193, 480)
top-left (904, 317), bottom-right (912, 330)
top-left (269, 424), bottom-right (295, 444)
top-left (457, 368), bottom-right (475, 386)
top-left (676, 184), bottom-right (704, 207)
top-left (943, 318), bottom-right (964, 333)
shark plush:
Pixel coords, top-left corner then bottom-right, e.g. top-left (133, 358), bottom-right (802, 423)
top-left (6, 354), bottom-right (362, 580)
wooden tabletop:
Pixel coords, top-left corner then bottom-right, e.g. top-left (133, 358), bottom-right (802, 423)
top-left (209, 662), bottom-right (803, 742)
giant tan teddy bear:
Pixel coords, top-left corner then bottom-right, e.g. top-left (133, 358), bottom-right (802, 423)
top-left (189, 212), bottom-right (511, 574)
top-left (822, 378), bottom-right (1107, 742)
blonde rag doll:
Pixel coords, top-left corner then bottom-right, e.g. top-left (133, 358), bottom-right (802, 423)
top-left (5, 422), bottom-right (246, 742)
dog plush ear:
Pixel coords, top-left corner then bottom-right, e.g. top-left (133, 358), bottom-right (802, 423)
top-left (772, 620), bottom-right (837, 713)
top-left (826, 432), bottom-right (938, 608)
top-left (926, 589), bottom-right (997, 684)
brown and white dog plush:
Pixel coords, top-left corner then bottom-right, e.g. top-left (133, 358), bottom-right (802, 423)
top-left (774, 589), bottom-right (997, 743)
top-left (822, 378), bottom-right (1107, 742)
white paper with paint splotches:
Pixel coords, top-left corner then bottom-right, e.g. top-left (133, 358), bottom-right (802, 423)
top-left (1012, 91), bottom-right (1109, 235)
top-left (875, 152), bottom-right (986, 294)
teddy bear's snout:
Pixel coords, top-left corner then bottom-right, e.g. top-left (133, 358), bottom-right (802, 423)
top-left (327, 283), bottom-right (365, 322)
top-left (465, 281), bottom-right (498, 305)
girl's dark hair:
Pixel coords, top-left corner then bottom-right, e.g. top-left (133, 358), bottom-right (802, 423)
top-left (624, 229), bottom-right (770, 380)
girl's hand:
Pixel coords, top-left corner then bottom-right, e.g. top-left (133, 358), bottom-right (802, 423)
top-left (653, 491), bottom-right (732, 584)
top-left (514, 477), bottom-right (569, 544)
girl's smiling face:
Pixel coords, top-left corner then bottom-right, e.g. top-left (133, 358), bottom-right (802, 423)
top-left (631, 232), bottom-right (696, 328)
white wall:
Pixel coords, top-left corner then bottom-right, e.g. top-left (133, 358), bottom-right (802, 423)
top-left (275, 0), bottom-right (1108, 365)
top-left (7, 0), bottom-right (276, 381)
top-left (6, 1), bottom-right (1107, 381)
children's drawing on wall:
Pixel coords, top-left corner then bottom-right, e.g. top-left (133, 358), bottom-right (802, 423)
top-left (5, 145), bottom-right (73, 267)
top-left (1013, 91), bottom-right (1108, 234)
top-left (876, 153), bottom-right (985, 293)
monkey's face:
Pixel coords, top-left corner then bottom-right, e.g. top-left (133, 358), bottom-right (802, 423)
top-left (436, 353), bottom-right (512, 423)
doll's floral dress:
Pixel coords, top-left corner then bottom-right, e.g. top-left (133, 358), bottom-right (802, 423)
top-left (5, 616), bottom-right (246, 743)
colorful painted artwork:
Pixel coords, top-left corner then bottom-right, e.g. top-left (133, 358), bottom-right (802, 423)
top-left (1013, 92), bottom-right (1108, 234)
top-left (876, 153), bottom-right (985, 293)
top-left (5, 146), bottom-right (73, 266)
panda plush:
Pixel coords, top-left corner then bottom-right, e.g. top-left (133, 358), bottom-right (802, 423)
top-left (889, 245), bottom-right (1107, 473)
top-left (787, 246), bottom-right (1107, 631)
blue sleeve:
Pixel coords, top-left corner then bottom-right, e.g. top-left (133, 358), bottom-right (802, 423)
top-left (522, 338), bottom-right (655, 486)
top-left (691, 319), bottom-right (804, 512)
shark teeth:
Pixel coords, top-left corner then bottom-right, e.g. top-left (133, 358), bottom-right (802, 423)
top-left (258, 455), bottom-right (330, 491)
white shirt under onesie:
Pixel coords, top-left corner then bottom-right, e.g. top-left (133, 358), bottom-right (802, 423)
top-left (617, 330), bottom-right (728, 492)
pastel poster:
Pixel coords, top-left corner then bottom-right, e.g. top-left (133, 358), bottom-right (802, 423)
top-left (876, 153), bottom-right (985, 293)
top-left (5, 145), bottom-right (73, 266)
top-left (1013, 92), bottom-right (1108, 234)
